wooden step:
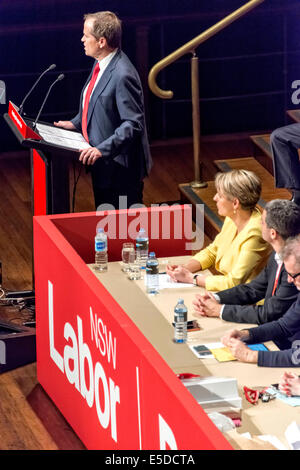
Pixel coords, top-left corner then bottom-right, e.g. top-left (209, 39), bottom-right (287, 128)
top-left (214, 157), bottom-right (291, 206)
top-left (178, 157), bottom-right (291, 240)
top-left (178, 181), bottom-right (224, 240)
top-left (250, 134), bottom-right (271, 157)
top-left (287, 109), bottom-right (300, 123)
top-left (251, 129), bottom-right (300, 175)
top-left (250, 134), bottom-right (273, 174)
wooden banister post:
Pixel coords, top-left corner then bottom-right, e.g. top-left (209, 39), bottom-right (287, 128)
top-left (191, 53), bottom-right (207, 188)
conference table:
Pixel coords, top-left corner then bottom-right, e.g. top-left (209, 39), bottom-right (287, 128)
top-left (34, 206), bottom-right (300, 450)
top-left (90, 255), bottom-right (300, 450)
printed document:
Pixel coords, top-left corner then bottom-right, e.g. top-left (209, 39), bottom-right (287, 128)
top-left (36, 123), bottom-right (91, 151)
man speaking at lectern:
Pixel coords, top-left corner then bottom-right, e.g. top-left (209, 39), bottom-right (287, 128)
top-left (55, 11), bottom-right (152, 209)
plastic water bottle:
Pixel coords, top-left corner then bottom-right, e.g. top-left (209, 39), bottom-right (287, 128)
top-left (174, 299), bottom-right (188, 343)
top-left (95, 228), bottom-right (108, 271)
top-left (146, 252), bottom-right (159, 294)
top-left (136, 228), bottom-right (149, 268)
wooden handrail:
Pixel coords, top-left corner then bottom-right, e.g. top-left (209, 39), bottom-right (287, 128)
top-left (148, 0), bottom-right (265, 187)
top-left (148, 0), bottom-right (265, 99)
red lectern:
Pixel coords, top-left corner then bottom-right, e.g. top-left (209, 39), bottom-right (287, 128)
top-left (4, 101), bottom-right (79, 216)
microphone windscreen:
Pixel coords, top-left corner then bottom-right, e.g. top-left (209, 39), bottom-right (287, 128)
top-left (49, 64), bottom-right (56, 71)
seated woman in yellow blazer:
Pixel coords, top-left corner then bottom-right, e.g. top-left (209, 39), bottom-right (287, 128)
top-left (167, 169), bottom-right (271, 291)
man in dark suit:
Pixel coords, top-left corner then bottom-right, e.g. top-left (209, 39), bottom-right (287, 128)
top-left (221, 235), bottom-right (300, 367)
top-left (193, 199), bottom-right (300, 324)
top-left (270, 123), bottom-right (300, 205)
top-left (55, 11), bottom-right (152, 209)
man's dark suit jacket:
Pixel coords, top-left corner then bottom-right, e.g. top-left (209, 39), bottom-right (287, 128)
top-left (245, 294), bottom-right (300, 367)
top-left (71, 49), bottom-right (152, 192)
top-left (218, 251), bottom-right (298, 324)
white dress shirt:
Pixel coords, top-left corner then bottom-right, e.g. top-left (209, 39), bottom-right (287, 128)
top-left (82, 49), bottom-right (118, 108)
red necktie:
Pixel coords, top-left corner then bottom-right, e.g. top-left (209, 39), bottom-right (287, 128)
top-left (272, 262), bottom-right (283, 296)
top-left (82, 62), bottom-right (100, 142)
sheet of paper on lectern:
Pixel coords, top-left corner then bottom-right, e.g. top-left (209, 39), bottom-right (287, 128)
top-left (36, 123), bottom-right (91, 150)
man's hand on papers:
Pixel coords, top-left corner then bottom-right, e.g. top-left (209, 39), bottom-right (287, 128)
top-left (225, 338), bottom-right (258, 363)
top-left (79, 147), bottom-right (102, 165)
top-left (221, 328), bottom-right (250, 346)
top-left (193, 292), bottom-right (221, 318)
top-left (54, 120), bottom-right (76, 130)
top-left (221, 329), bottom-right (257, 363)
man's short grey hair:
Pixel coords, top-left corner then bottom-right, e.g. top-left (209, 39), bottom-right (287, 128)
top-left (265, 199), bottom-right (300, 240)
top-left (84, 11), bottom-right (122, 48)
top-left (281, 235), bottom-right (300, 268)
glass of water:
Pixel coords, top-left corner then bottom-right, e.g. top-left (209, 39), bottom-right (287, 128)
top-left (121, 243), bottom-right (135, 272)
top-left (127, 250), bottom-right (142, 280)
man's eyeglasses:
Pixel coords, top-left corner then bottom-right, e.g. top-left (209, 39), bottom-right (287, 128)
top-left (286, 271), bottom-right (300, 281)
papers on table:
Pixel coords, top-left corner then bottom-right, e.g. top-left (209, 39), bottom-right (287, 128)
top-left (189, 342), bottom-right (236, 362)
top-left (240, 421), bottom-right (300, 450)
top-left (158, 273), bottom-right (195, 289)
top-left (36, 123), bottom-right (91, 151)
top-left (266, 387), bottom-right (300, 407)
top-left (285, 421), bottom-right (300, 449)
top-left (240, 432), bottom-right (288, 450)
top-left (189, 343), bottom-right (214, 359)
top-left (190, 342), bottom-right (269, 361)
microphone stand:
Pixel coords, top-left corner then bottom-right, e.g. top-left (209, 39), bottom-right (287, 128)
top-left (19, 64), bottom-right (56, 116)
top-left (32, 74), bottom-right (64, 130)
top-left (5, 73), bottom-right (65, 326)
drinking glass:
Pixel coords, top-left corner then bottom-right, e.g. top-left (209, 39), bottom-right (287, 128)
top-left (121, 242), bottom-right (135, 272)
top-left (127, 250), bottom-right (142, 280)
top-left (159, 258), bottom-right (169, 274)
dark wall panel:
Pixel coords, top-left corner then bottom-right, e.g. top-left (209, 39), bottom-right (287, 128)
top-left (0, 0), bottom-right (299, 150)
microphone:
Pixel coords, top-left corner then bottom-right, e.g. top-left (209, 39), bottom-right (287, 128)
top-left (0, 80), bottom-right (6, 104)
top-left (32, 73), bottom-right (64, 130)
top-left (19, 63), bottom-right (56, 116)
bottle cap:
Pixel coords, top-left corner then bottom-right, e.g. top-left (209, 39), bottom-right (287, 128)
top-left (177, 298), bottom-right (184, 303)
top-left (149, 252), bottom-right (155, 257)
top-left (97, 228), bottom-right (104, 233)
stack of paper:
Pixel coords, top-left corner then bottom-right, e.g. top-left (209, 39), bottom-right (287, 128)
top-left (189, 342), bottom-right (236, 362)
top-left (36, 123), bottom-right (91, 151)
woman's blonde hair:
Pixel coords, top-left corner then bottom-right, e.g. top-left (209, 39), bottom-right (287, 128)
top-left (215, 169), bottom-right (261, 211)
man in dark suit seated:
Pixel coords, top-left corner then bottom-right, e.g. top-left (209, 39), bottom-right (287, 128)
top-left (270, 124), bottom-right (300, 205)
top-left (221, 235), bottom-right (300, 367)
top-left (193, 199), bottom-right (300, 324)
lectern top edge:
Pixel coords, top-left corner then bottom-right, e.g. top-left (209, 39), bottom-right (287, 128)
top-left (7, 101), bottom-right (41, 141)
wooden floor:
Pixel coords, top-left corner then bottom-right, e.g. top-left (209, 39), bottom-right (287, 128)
top-left (0, 132), bottom-right (268, 450)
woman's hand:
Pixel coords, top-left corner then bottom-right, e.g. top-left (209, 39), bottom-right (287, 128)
top-left (166, 265), bottom-right (194, 284)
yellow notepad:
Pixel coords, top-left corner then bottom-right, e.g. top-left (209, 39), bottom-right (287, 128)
top-left (210, 346), bottom-right (237, 362)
